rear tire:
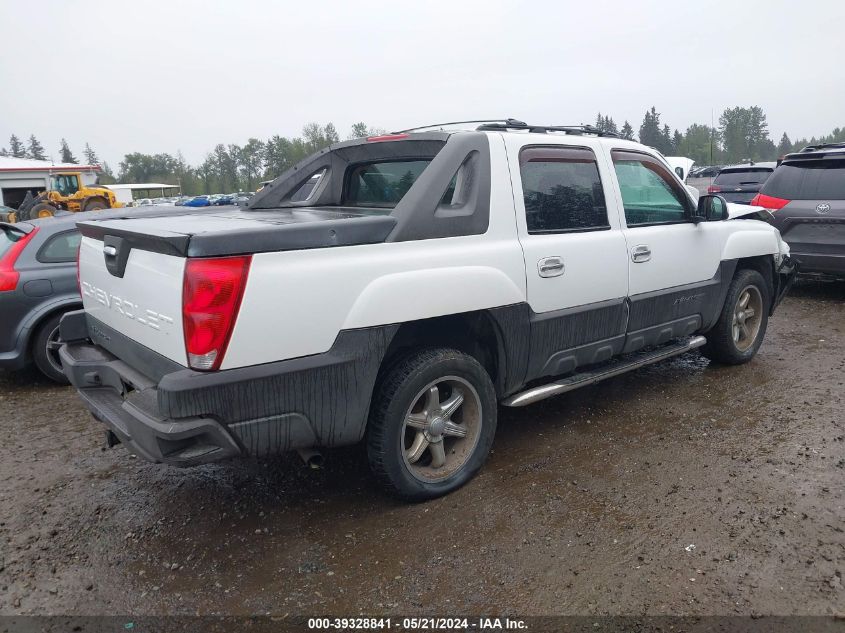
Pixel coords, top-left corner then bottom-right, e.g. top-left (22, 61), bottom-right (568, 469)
top-left (367, 348), bottom-right (497, 500)
top-left (32, 313), bottom-right (69, 384)
top-left (82, 197), bottom-right (109, 212)
top-left (702, 268), bottom-right (769, 365)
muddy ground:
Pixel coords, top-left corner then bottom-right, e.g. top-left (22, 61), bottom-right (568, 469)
top-left (0, 281), bottom-right (843, 619)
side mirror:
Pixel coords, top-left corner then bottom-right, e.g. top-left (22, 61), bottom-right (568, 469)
top-left (695, 194), bottom-right (729, 222)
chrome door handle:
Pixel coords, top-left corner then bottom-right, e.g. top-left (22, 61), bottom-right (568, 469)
top-left (538, 256), bottom-right (564, 278)
top-left (631, 245), bottom-right (651, 263)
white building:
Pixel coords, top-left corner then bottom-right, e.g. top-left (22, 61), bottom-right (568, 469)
top-left (103, 183), bottom-right (181, 205)
top-left (0, 156), bottom-right (100, 208)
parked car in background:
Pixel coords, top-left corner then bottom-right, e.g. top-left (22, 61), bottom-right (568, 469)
top-left (0, 207), bottom-right (211, 382)
top-left (708, 163), bottom-right (776, 204)
top-left (232, 193), bottom-right (253, 206)
top-left (183, 196), bottom-right (212, 207)
top-left (213, 195), bottom-right (235, 205)
top-left (752, 143), bottom-right (845, 278)
top-left (695, 166), bottom-right (722, 179)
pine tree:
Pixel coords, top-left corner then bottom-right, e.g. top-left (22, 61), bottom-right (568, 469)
top-left (604, 116), bottom-right (618, 135)
top-left (661, 125), bottom-right (673, 153)
top-left (595, 112), bottom-right (605, 132)
top-left (620, 121), bottom-right (635, 140)
top-left (83, 143), bottom-right (99, 165)
top-left (776, 132), bottom-right (792, 157)
top-left (59, 138), bottom-right (77, 164)
top-left (27, 134), bottom-right (46, 160)
top-left (638, 107), bottom-right (663, 148)
top-left (672, 130), bottom-right (684, 154)
top-left (9, 134), bottom-right (26, 158)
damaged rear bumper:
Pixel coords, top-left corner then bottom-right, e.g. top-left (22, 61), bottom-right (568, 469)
top-left (771, 255), bottom-right (798, 314)
top-left (58, 310), bottom-right (395, 466)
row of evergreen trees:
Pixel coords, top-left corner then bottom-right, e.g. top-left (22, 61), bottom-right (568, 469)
top-left (0, 134), bottom-right (106, 171)
top-left (3, 109), bottom-right (842, 196)
top-left (594, 106), bottom-right (845, 166)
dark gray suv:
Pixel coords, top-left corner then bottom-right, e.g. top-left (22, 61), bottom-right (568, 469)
top-left (0, 206), bottom-right (205, 382)
top-left (752, 144), bottom-right (845, 278)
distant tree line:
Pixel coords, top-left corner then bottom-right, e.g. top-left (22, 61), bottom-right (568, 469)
top-left (84, 122), bottom-right (384, 196)
top-left (595, 106), bottom-right (845, 166)
top-left (3, 111), bottom-right (842, 197)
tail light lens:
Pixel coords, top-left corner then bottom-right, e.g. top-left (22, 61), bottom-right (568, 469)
top-left (0, 227), bottom-right (39, 292)
top-left (707, 185), bottom-right (722, 193)
top-left (182, 256), bottom-right (251, 371)
top-left (750, 193), bottom-right (790, 211)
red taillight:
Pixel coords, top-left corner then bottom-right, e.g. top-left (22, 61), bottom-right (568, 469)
top-left (749, 193), bottom-right (790, 211)
top-left (182, 256), bottom-right (251, 371)
top-left (707, 185), bottom-right (722, 193)
top-left (366, 133), bottom-right (409, 142)
top-left (0, 227), bottom-right (38, 292)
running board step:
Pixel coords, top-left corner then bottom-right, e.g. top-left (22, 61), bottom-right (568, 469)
top-left (503, 335), bottom-right (707, 407)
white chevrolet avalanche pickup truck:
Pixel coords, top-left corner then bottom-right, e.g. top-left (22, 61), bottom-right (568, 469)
top-left (59, 120), bottom-right (796, 499)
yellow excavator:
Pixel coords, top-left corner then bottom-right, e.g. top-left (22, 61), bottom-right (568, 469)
top-left (15, 172), bottom-right (123, 221)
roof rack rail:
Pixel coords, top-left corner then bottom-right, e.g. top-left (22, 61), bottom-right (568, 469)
top-left (800, 142), bottom-right (845, 152)
top-left (395, 118), bottom-right (621, 138)
top-left (475, 120), bottom-right (620, 137)
top-left (395, 119), bottom-right (522, 134)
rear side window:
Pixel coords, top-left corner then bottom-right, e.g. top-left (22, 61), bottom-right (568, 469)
top-left (0, 225), bottom-right (27, 259)
top-left (612, 150), bottom-right (691, 226)
top-left (37, 230), bottom-right (81, 263)
top-left (762, 159), bottom-right (845, 200)
top-left (714, 169), bottom-right (772, 186)
top-left (519, 146), bottom-right (609, 233)
top-left (345, 160), bottom-right (432, 208)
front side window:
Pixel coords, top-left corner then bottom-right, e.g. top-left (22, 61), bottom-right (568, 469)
top-left (345, 159), bottom-right (432, 208)
top-left (51, 175), bottom-right (80, 196)
top-left (519, 146), bottom-right (609, 233)
top-left (37, 230), bottom-right (82, 263)
top-left (612, 151), bottom-right (690, 226)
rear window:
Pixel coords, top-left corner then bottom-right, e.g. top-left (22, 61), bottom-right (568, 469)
top-left (762, 160), bottom-right (845, 200)
top-left (519, 146), bottom-right (609, 233)
top-left (714, 169), bottom-right (772, 186)
top-left (37, 230), bottom-right (82, 263)
top-left (0, 225), bottom-right (27, 259)
top-left (345, 160), bottom-right (431, 208)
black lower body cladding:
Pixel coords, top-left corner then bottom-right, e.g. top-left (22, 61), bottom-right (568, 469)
top-left (59, 310), bottom-right (398, 465)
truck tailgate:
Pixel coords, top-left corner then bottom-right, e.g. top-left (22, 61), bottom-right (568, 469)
top-left (78, 235), bottom-right (188, 366)
top-left (75, 207), bottom-right (397, 369)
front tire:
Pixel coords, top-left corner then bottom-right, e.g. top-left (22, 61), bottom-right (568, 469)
top-left (702, 268), bottom-right (769, 365)
top-left (367, 348), bottom-right (497, 500)
top-left (32, 313), bottom-right (69, 384)
top-left (21, 202), bottom-right (58, 221)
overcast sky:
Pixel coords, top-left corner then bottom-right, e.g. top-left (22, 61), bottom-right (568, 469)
top-left (1, 0), bottom-right (843, 169)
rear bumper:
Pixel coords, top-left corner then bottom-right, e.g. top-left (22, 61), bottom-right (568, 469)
top-left (789, 252), bottom-right (845, 277)
top-left (59, 341), bottom-right (243, 466)
top-left (59, 311), bottom-right (396, 466)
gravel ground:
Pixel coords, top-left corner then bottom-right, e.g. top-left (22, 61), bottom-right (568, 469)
top-left (0, 280), bottom-right (843, 620)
